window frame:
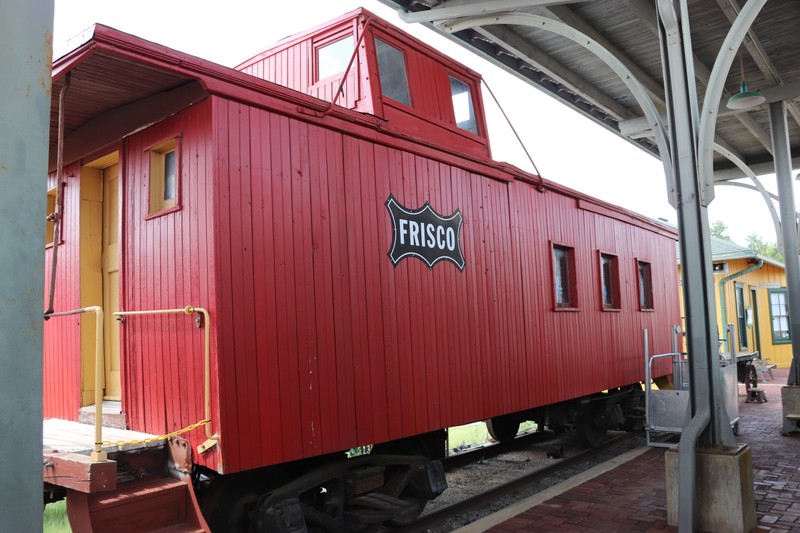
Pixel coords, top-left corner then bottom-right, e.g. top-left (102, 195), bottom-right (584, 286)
top-left (552, 243), bottom-right (578, 311)
top-left (314, 31), bottom-right (356, 84)
top-left (599, 251), bottom-right (621, 311)
top-left (146, 136), bottom-right (182, 219)
top-left (374, 36), bottom-right (412, 107)
top-left (637, 259), bottom-right (654, 311)
top-left (448, 74), bottom-right (479, 135)
top-left (768, 287), bottom-right (791, 344)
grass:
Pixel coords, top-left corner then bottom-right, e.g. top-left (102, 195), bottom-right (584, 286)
top-left (447, 420), bottom-right (537, 453)
top-left (448, 421), bottom-right (490, 451)
top-left (44, 500), bottom-right (71, 533)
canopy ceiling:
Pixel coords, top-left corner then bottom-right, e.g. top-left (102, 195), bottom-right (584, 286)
top-left (379, 0), bottom-right (800, 181)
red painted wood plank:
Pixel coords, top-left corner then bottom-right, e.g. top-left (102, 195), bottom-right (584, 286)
top-left (358, 141), bottom-right (390, 444)
top-left (270, 113), bottom-right (303, 459)
top-left (342, 136), bottom-right (372, 443)
top-left (211, 98), bottom-right (242, 471)
top-left (290, 118), bottom-right (323, 457)
top-left (251, 109), bottom-right (283, 465)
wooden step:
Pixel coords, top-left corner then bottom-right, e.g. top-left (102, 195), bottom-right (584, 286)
top-left (151, 525), bottom-right (207, 533)
top-left (67, 477), bottom-right (209, 533)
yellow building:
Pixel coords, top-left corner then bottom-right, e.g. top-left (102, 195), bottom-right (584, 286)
top-left (677, 237), bottom-right (792, 368)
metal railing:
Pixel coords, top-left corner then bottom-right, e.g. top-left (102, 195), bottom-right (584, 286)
top-left (113, 306), bottom-right (218, 454)
top-left (44, 306), bottom-right (107, 462)
top-left (44, 304), bottom-right (218, 462)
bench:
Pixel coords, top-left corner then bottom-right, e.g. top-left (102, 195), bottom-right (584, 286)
top-left (753, 358), bottom-right (777, 381)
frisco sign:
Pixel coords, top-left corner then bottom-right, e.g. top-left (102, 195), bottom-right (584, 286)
top-left (386, 195), bottom-right (465, 271)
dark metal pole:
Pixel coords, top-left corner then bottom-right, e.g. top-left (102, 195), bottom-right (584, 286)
top-left (657, 2), bottom-right (736, 530)
top-left (0, 1), bottom-right (53, 531)
top-left (770, 102), bottom-right (800, 386)
top-left (657, 0), bottom-right (735, 450)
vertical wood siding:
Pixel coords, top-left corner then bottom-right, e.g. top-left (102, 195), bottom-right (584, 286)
top-left (212, 97), bottom-right (680, 473)
top-left (120, 99), bottom-right (220, 468)
top-left (42, 92), bottom-right (680, 477)
top-left (238, 34), bottom-right (362, 112)
top-left (43, 163), bottom-right (83, 420)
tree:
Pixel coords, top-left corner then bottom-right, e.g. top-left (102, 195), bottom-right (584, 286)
top-left (710, 220), bottom-right (733, 242)
top-left (745, 233), bottom-right (783, 262)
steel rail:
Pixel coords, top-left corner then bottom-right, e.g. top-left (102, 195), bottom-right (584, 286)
top-left (397, 432), bottom-right (637, 532)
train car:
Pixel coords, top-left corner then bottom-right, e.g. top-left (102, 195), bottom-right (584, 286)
top-left (42, 8), bottom-right (680, 532)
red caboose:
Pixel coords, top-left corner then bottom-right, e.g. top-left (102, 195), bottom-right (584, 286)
top-left (43, 9), bottom-right (679, 532)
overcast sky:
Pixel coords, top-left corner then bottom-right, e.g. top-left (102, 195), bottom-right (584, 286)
top-left (52, 0), bottom-right (783, 245)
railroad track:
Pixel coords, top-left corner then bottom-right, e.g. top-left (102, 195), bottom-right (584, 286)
top-left (442, 429), bottom-right (567, 471)
top-left (394, 431), bottom-right (639, 533)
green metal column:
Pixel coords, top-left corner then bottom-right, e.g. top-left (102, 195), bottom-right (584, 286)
top-left (0, 1), bottom-right (53, 531)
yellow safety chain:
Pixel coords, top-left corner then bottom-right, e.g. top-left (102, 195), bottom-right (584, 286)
top-left (102, 419), bottom-right (210, 448)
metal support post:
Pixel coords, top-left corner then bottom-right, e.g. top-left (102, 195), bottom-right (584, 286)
top-left (657, 0), bottom-right (735, 449)
top-left (657, 1), bottom-right (736, 531)
top-left (770, 101), bottom-right (800, 386)
top-left (0, 1), bottom-right (54, 531)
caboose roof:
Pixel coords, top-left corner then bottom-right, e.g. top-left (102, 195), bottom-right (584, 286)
top-left (49, 18), bottom-right (676, 240)
top-left (49, 23), bottom-right (355, 171)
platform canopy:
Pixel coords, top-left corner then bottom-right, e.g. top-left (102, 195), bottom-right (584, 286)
top-left (378, 0), bottom-right (800, 182)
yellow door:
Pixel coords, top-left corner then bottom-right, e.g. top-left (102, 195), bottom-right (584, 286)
top-left (102, 163), bottom-right (121, 400)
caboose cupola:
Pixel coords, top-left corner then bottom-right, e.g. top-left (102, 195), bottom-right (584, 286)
top-left (237, 8), bottom-right (491, 159)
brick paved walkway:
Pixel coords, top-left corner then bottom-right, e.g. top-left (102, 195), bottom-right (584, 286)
top-left (476, 368), bottom-right (800, 532)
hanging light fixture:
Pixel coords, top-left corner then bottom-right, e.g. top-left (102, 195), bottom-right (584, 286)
top-left (727, 48), bottom-right (765, 110)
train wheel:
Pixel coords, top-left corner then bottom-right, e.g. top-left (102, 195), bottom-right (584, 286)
top-left (387, 496), bottom-right (426, 527)
top-left (201, 467), bottom-right (290, 532)
top-left (486, 415), bottom-right (520, 443)
top-left (577, 406), bottom-right (607, 447)
top-left (371, 435), bottom-right (443, 526)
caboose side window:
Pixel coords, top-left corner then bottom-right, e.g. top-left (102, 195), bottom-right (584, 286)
top-left (149, 137), bottom-right (179, 215)
top-left (600, 253), bottom-right (620, 310)
top-left (638, 260), bottom-right (654, 310)
top-left (317, 35), bottom-right (354, 81)
top-left (449, 76), bottom-right (478, 134)
top-left (375, 38), bottom-right (410, 106)
top-left (553, 245), bottom-right (577, 309)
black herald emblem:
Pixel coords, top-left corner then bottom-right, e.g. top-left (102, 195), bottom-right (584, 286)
top-left (386, 195), bottom-right (465, 271)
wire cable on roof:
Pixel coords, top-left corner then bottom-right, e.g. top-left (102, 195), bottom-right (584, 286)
top-left (481, 78), bottom-right (545, 192)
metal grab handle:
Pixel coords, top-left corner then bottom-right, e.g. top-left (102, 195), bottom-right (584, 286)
top-left (113, 306), bottom-right (218, 451)
top-left (45, 306), bottom-right (106, 462)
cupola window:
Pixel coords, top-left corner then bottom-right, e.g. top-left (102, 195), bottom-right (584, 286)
top-left (449, 76), bottom-right (478, 134)
top-left (375, 38), bottom-right (410, 106)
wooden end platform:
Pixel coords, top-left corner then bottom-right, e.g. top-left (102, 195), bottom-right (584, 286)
top-left (44, 418), bottom-right (210, 531)
top-left (44, 417), bottom-right (161, 455)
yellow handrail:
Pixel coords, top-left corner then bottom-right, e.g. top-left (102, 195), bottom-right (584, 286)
top-left (45, 306), bottom-right (107, 462)
top-left (113, 306), bottom-right (218, 453)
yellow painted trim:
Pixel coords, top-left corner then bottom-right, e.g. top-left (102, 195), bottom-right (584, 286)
top-left (79, 166), bottom-right (103, 406)
top-left (80, 152), bottom-right (119, 405)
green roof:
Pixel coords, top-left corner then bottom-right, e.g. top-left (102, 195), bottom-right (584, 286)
top-left (676, 236), bottom-right (784, 269)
